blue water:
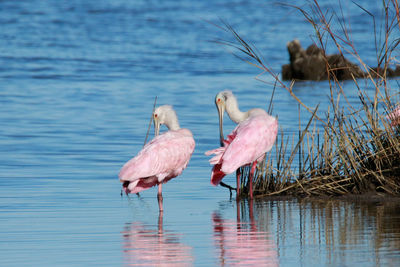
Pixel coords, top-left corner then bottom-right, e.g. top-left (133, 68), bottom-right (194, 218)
top-left (1, 0), bottom-right (400, 266)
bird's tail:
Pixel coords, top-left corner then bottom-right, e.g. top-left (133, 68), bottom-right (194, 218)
top-left (205, 147), bottom-right (226, 186)
top-left (205, 147), bottom-right (225, 164)
top-left (122, 181), bottom-right (130, 194)
top-left (206, 134), bottom-right (236, 186)
top-left (210, 163), bottom-right (226, 186)
top-left (205, 133), bottom-right (235, 164)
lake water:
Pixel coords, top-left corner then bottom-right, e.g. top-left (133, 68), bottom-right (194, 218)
top-left (1, 0), bottom-right (399, 266)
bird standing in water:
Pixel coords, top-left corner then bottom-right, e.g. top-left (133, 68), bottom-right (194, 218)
top-left (205, 91), bottom-right (278, 199)
top-left (119, 105), bottom-right (195, 211)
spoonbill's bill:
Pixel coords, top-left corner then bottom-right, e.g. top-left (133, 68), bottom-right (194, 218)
top-left (119, 105), bottom-right (195, 211)
top-left (205, 91), bottom-right (278, 198)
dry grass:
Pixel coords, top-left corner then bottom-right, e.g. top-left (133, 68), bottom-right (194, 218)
top-left (217, 0), bottom-right (400, 197)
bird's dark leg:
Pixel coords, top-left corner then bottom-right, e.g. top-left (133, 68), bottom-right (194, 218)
top-left (157, 184), bottom-right (163, 212)
top-left (219, 181), bottom-right (235, 197)
top-left (236, 169), bottom-right (241, 198)
top-left (249, 161), bottom-right (257, 199)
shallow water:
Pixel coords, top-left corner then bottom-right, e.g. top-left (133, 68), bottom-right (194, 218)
top-left (1, 0), bottom-right (400, 266)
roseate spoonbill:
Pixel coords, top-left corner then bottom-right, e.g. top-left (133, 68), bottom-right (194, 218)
top-left (387, 105), bottom-right (400, 126)
top-left (205, 91), bottom-right (278, 199)
top-left (119, 105), bottom-right (195, 211)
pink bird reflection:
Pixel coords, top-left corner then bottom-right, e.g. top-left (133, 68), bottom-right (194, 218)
top-left (121, 214), bottom-right (194, 266)
top-left (212, 203), bottom-right (279, 266)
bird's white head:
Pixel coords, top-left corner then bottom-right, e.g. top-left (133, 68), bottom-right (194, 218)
top-left (215, 90), bottom-right (235, 146)
top-left (215, 90), bottom-right (234, 107)
top-left (153, 105), bottom-right (180, 136)
top-left (215, 90), bottom-right (253, 145)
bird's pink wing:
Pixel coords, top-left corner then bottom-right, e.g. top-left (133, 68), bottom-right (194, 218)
top-left (119, 129), bottom-right (195, 183)
top-left (219, 115), bottom-right (278, 174)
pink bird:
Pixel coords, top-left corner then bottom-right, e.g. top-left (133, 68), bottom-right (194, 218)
top-left (205, 91), bottom-right (278, 199)
top-left (119, 105), bottom-right (195, 211)
top-left (387, 105), bottom-right (400, 126)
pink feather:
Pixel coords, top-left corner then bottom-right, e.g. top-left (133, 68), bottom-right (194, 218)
top-left (119, 128), bottom-right (195, 194)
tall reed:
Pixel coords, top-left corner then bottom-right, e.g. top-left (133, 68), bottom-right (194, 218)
top-left (219, 0), bottom-right (400, 197)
